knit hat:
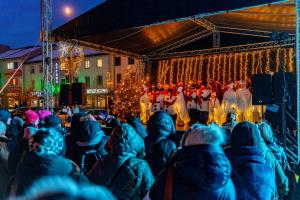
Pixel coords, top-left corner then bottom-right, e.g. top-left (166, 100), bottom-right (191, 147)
top-left (44, 115), bottom-right (62, 128)
top-left (29, 128), bottom-right (64, 156)
top-left (24, 110), bottom-right (39, 124)
top-left (231, 121), bottom-right (263, 147)
top-left (36, 110), bottom-right (52, 121)
top-left (0, 108), bottom-right (11, 124)
top-left (77, 120), bottom-right (104, 147)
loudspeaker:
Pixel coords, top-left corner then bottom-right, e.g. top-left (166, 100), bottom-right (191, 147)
top-left (273, 72), bottom-right (296, 104)
top-left (252, 74), bottom-right (272, 105)
top-left (60, 84), bottom-right (70, 106)
top-left (72, 83), bottom-right (87, 105)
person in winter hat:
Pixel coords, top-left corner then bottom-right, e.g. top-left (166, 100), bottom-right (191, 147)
top-left (0, 121), bottom-right (9, 200)
top-left (18, 176), bottom-right (116, 200)
top-left (146, 123), bottom-right (236, 200)
top-left (6, 116), bottom-right (24, 139)
top-left (259, 121), bottom-right (290, 172)
top-left (23, 110), bottom-right (39, 128)
top-left (88, 123), bottom-right (154, 200)
top-left (0, 108), bottom-right (11, 125)
top-left (144, 111), bottom-right (177, 176)
top-left (126, 116), bottom-right (147, 138)
top-left (69, 120), bottom-right (108, 172)
top-left (8, 128), bottom-right (84, 196)
top-left (44, 115), bottom-right (62, 128)
top-left (225, 122), bottom-right (277, 200)
top-left (36, 110), bottom-right (51, 121)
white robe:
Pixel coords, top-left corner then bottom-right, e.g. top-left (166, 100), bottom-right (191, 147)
top-left (151, 93), bottom-right (164, 113)
top-left (236, 88), bottom-right (253, 121)
top-left (209, 97), bottom-right (222, 125)
top-left (175, 90), bottom-right (190, 123)
top-left (222, 89), bottom-right (237, 113)
top-left (163, 95), bottom-right (177, 115)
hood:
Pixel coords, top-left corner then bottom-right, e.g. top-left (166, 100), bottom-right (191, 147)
top-left (147, 111), bottom-right (175, 140)
top-left (0, 108), bottom-right (11, 124)
top-left (127, 116), bottom-right (147, 138)
top-left (17, 152), bottom-right (73, 183)
top-left (171, 145), bottom-right (231, 190)
top-left (106, 123), bottom-right (145, 158)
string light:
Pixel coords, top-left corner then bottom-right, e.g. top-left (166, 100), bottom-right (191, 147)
top-left (234, 53), bottom-right (237, 81)
top-left (181, 59), bottom-right (186, 82)
top-left (288, 48), bottom-right (294, 72)
top-left (228, 54), bottom-right (232, 81)
top-left (189, 58), bottom-right (195, 82)
top-left (177, 59), bottom-right (181, 82)
top-left (185, 58), bottom-right (191, 85)
top-left (251, 51), bottom-right (255, 75)
top-left (258, 50), bottom-right (263, 73)
top-left (239, 53), bottom-right (243, 80)
top-left (276, 48), bottom-right (280, 72)
top-left (266, 49), bottom-right (271, 73)
top-left (244, 52), bottom-right (249, 79)
top-left (223, 54), bottom-right (227, 84)
top-left (217, 55), bottom-right (221, 82)
top-left (198, 56), bottom-right (203, 81)
top-left (170, 59), bottom-right (174, 84)
top-left (212, 55), bottom-right (216, 80)
top-left (207, 56), bottom-right (212, 82)
top-left (193, 57), bottom-right (198, 81)
top-left (283, 48), bottom-right (287, 71)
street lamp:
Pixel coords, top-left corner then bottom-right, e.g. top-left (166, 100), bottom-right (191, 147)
top-left (63, 6), bottom-right (73, 17)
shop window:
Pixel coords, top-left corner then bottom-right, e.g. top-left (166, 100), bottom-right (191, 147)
top-left (39, 65), bottom-right (43, 73)
top-left (97, 75), bottom-right (103, 86)
top-left (84, 60), bottom-right (90, 69)
top-left (85, 76), bottom-right (90, 87)
top-left (117, 74), bottom-right (122, 83)
top-left (114, 57), bottom-right (121, 66)
top-left (97, 58), bottom-right (103, 67)
top-left (14, 62), bottom-right (18, 69)
top-left (31, 66), bottom-right (35, 74)
top-left (128, 57), bottom-right (134, 65)
top-left (7, 62), bottom-right (14, 69)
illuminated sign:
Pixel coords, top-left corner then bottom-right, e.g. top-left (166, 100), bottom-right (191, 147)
top-left (31, 91), bottom-right (43, 97)
top-left (55, 63), bottom-right (59, 84)
top-left (87, 88), bottom-right (110, 94)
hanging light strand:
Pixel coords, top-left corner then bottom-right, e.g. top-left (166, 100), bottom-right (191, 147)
top-left (233, 53), bottom-right (238, 81)
top-left (212, 55), bottom-right (216, 80)
top-left (276, 48), bottom-right (280, 72)
top-left (181, 59), bottom-right (186, 82)
top-left (288, 48), bottom-right (294, 72)
top-left (228, 54), bottom-right (232, 81)
top-left (207, 56), bottom-right (212, 83)
top-left (169, 59), bottom-right (174, 84)
top-left (283, 48), bottom-right (288, 72)
top-left (266, 49), bottom-right (271, 73)
top-left (193, 57), bottom-right (198, 81)
top-left (259, 50), bottom-right (263, 73)
top-left (244, 52), bottom-right (249, 80)
top-left (223, 54), bottom-right (227, 84)
top-left (198, 56), bottom-right (203, 81)
top-left (217, 55), bottom-right (221, 82)
top-left (239, 53), bottom-right (243, 80)
top-left (251, 51), bottom-right (256, 75)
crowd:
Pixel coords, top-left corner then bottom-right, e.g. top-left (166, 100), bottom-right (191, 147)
top-left (0, 107), bottom-right (299, 200)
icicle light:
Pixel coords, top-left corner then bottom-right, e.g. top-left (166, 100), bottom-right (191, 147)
top-left (288, 48), bottom-right (294, 72)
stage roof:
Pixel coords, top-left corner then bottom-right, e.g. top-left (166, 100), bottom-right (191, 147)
top-left (54, 0), bottom-right (293, 55)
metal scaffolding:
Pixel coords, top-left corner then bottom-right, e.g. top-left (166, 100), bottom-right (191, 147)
top-left (41, 0), bottom-right (53, 111)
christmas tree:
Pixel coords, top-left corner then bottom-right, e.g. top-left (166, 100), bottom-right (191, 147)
top-left (112, 68), bottom-right (143, 117)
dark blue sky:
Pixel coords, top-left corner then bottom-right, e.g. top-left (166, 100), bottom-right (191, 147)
top-left (0, 0), bottom-right (104, 48)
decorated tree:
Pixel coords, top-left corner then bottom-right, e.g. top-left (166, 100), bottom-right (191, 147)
top-left (112, 67), bottom-right (143, 117)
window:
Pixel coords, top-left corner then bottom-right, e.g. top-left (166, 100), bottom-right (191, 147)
top-left (7, 62), bottom-right (14, 69)
top-left (84, 60), bottom-right (90, 69)
top-left (39, 65), bottom-right (43, 73)
top-left (97, 75), bottom-right (103, 86)
top-left (30, 66), bottom-right (35, 74)
top-left (61, 79), bottom-right (66, 84)
top-left (85, 76), bottom-right (90, 87)
top-left (114, 57), bottom-right (121, 66)
top-left (107, 72), bottom-right (111, 81)
top-left (73, 77), bottom-right (79, 83)
top-left (117, 74), bottom-right (122, 83)
top-left (128, 57), bottom-right (135, 65)
top-left (12, 78), bottom-right (18, 85)
top-left (97, 58), bottom-right (103, 67)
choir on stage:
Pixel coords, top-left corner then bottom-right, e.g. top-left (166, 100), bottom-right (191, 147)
top-left (140, 79), bottom-right (259, 126)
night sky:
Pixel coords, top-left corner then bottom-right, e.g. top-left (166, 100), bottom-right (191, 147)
top-left (0, 0), bottom-right (104, 48)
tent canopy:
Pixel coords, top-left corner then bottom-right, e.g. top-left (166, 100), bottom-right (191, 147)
top-left (54, 0), bottom-right (293, 55)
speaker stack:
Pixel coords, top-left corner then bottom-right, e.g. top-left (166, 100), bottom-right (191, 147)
top-left (59, 83), bottom-right (87, 106)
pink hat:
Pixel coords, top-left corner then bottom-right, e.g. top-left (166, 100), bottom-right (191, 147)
top-left (37, 110), bottom-right (51, 121)
top-left (24, 110), bottom-right (39, 124)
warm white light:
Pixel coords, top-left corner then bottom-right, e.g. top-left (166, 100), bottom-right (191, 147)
top-left (64, 6), bottom-right (73, 16)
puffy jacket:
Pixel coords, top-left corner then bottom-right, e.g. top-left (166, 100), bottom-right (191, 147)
top-left (226, 146), bottom-right (276, 200)
top-left (88, 124), bottom-right (154, 200)
top-left (9, 152), bottom-right (85, 196)
top-left (127, 116), bottom-right (147, 138)
top-left (145, 111), bottom-right (177, 176)
top-left (148, 145), bottom-right (236, 200)
top-left (0, 141), bottom-right (9, 200)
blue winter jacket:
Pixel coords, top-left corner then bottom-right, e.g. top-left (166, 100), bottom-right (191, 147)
top-left (226, 146), bottom-right (276, 200)
top-left (148, 145), bottom-right (236, 200)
